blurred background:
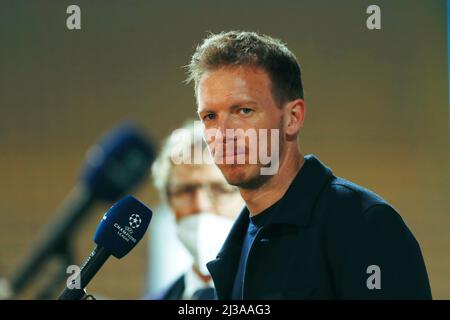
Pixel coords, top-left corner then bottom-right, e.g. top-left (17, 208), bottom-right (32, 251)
top-left (0, 0), bottom-right (449, 299)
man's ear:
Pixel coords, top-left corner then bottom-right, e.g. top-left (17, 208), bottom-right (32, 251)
top-left (284, 99), bottom-right (306, 137)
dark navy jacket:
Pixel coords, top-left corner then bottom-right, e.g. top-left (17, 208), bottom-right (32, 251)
top-left (207, 155), bottom-right (432, 299)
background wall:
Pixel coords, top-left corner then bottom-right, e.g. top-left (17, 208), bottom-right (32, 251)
top-left (0, 0), bottom-right (448, 299)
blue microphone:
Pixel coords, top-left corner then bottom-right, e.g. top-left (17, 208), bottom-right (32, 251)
top-left (58, 195), bottom-right (152, 300)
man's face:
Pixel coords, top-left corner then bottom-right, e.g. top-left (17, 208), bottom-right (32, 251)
top-left (167, 163), bottom-right (243, 221)
top-left (197, 65), bottom-right (285, 189)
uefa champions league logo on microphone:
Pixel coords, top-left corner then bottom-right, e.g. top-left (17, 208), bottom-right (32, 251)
top-left (129, 214), bottom-right (142, 229)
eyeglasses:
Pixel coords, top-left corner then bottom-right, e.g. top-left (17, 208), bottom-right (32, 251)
top-left (168, 182), bottom-right (239, 204)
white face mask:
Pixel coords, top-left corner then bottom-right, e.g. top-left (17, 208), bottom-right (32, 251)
top-left (176, 212), bottom-right (234, 276)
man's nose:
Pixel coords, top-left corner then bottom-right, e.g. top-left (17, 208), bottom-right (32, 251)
top-left (217, 117), bottom-right (237, 144)
top-left (217, 117), bottom-right (228, 138)
top-left (191, 188), bottom-right (214, 213)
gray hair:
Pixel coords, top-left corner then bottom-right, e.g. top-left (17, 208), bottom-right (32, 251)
top-left (151, 120), bottom-right (208, 202)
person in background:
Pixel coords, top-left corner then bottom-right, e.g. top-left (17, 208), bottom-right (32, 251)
top-left (145, 121), bottom-right (244, 300)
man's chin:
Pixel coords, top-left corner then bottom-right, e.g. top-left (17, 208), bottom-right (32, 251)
top-left (218, 164), bottom-right (247, 185)
top-left (218, 164), bottom-right (269, 189)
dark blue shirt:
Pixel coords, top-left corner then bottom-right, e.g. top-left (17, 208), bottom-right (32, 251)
top-left (231, 206), bottom-right (274, 300)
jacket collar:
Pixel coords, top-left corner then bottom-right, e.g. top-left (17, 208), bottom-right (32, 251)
top-left (268, 154), bottom-right (334, 227)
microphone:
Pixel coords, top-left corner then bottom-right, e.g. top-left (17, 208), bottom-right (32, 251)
top-left (8, 122), bottom-right (155, 298)
top-left (59, 195), bottom-right (152, 300)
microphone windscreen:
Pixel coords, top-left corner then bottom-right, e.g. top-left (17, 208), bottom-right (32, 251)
top-left (81, 121), bottom-right (155, 201)
top-left (94, 195), bottom-right (152, 258)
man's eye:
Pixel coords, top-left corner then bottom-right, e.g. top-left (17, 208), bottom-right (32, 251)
top-left (203, 113), bottom-right (216, 121)
top-left (238, 108), bottom-right (253, 115)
